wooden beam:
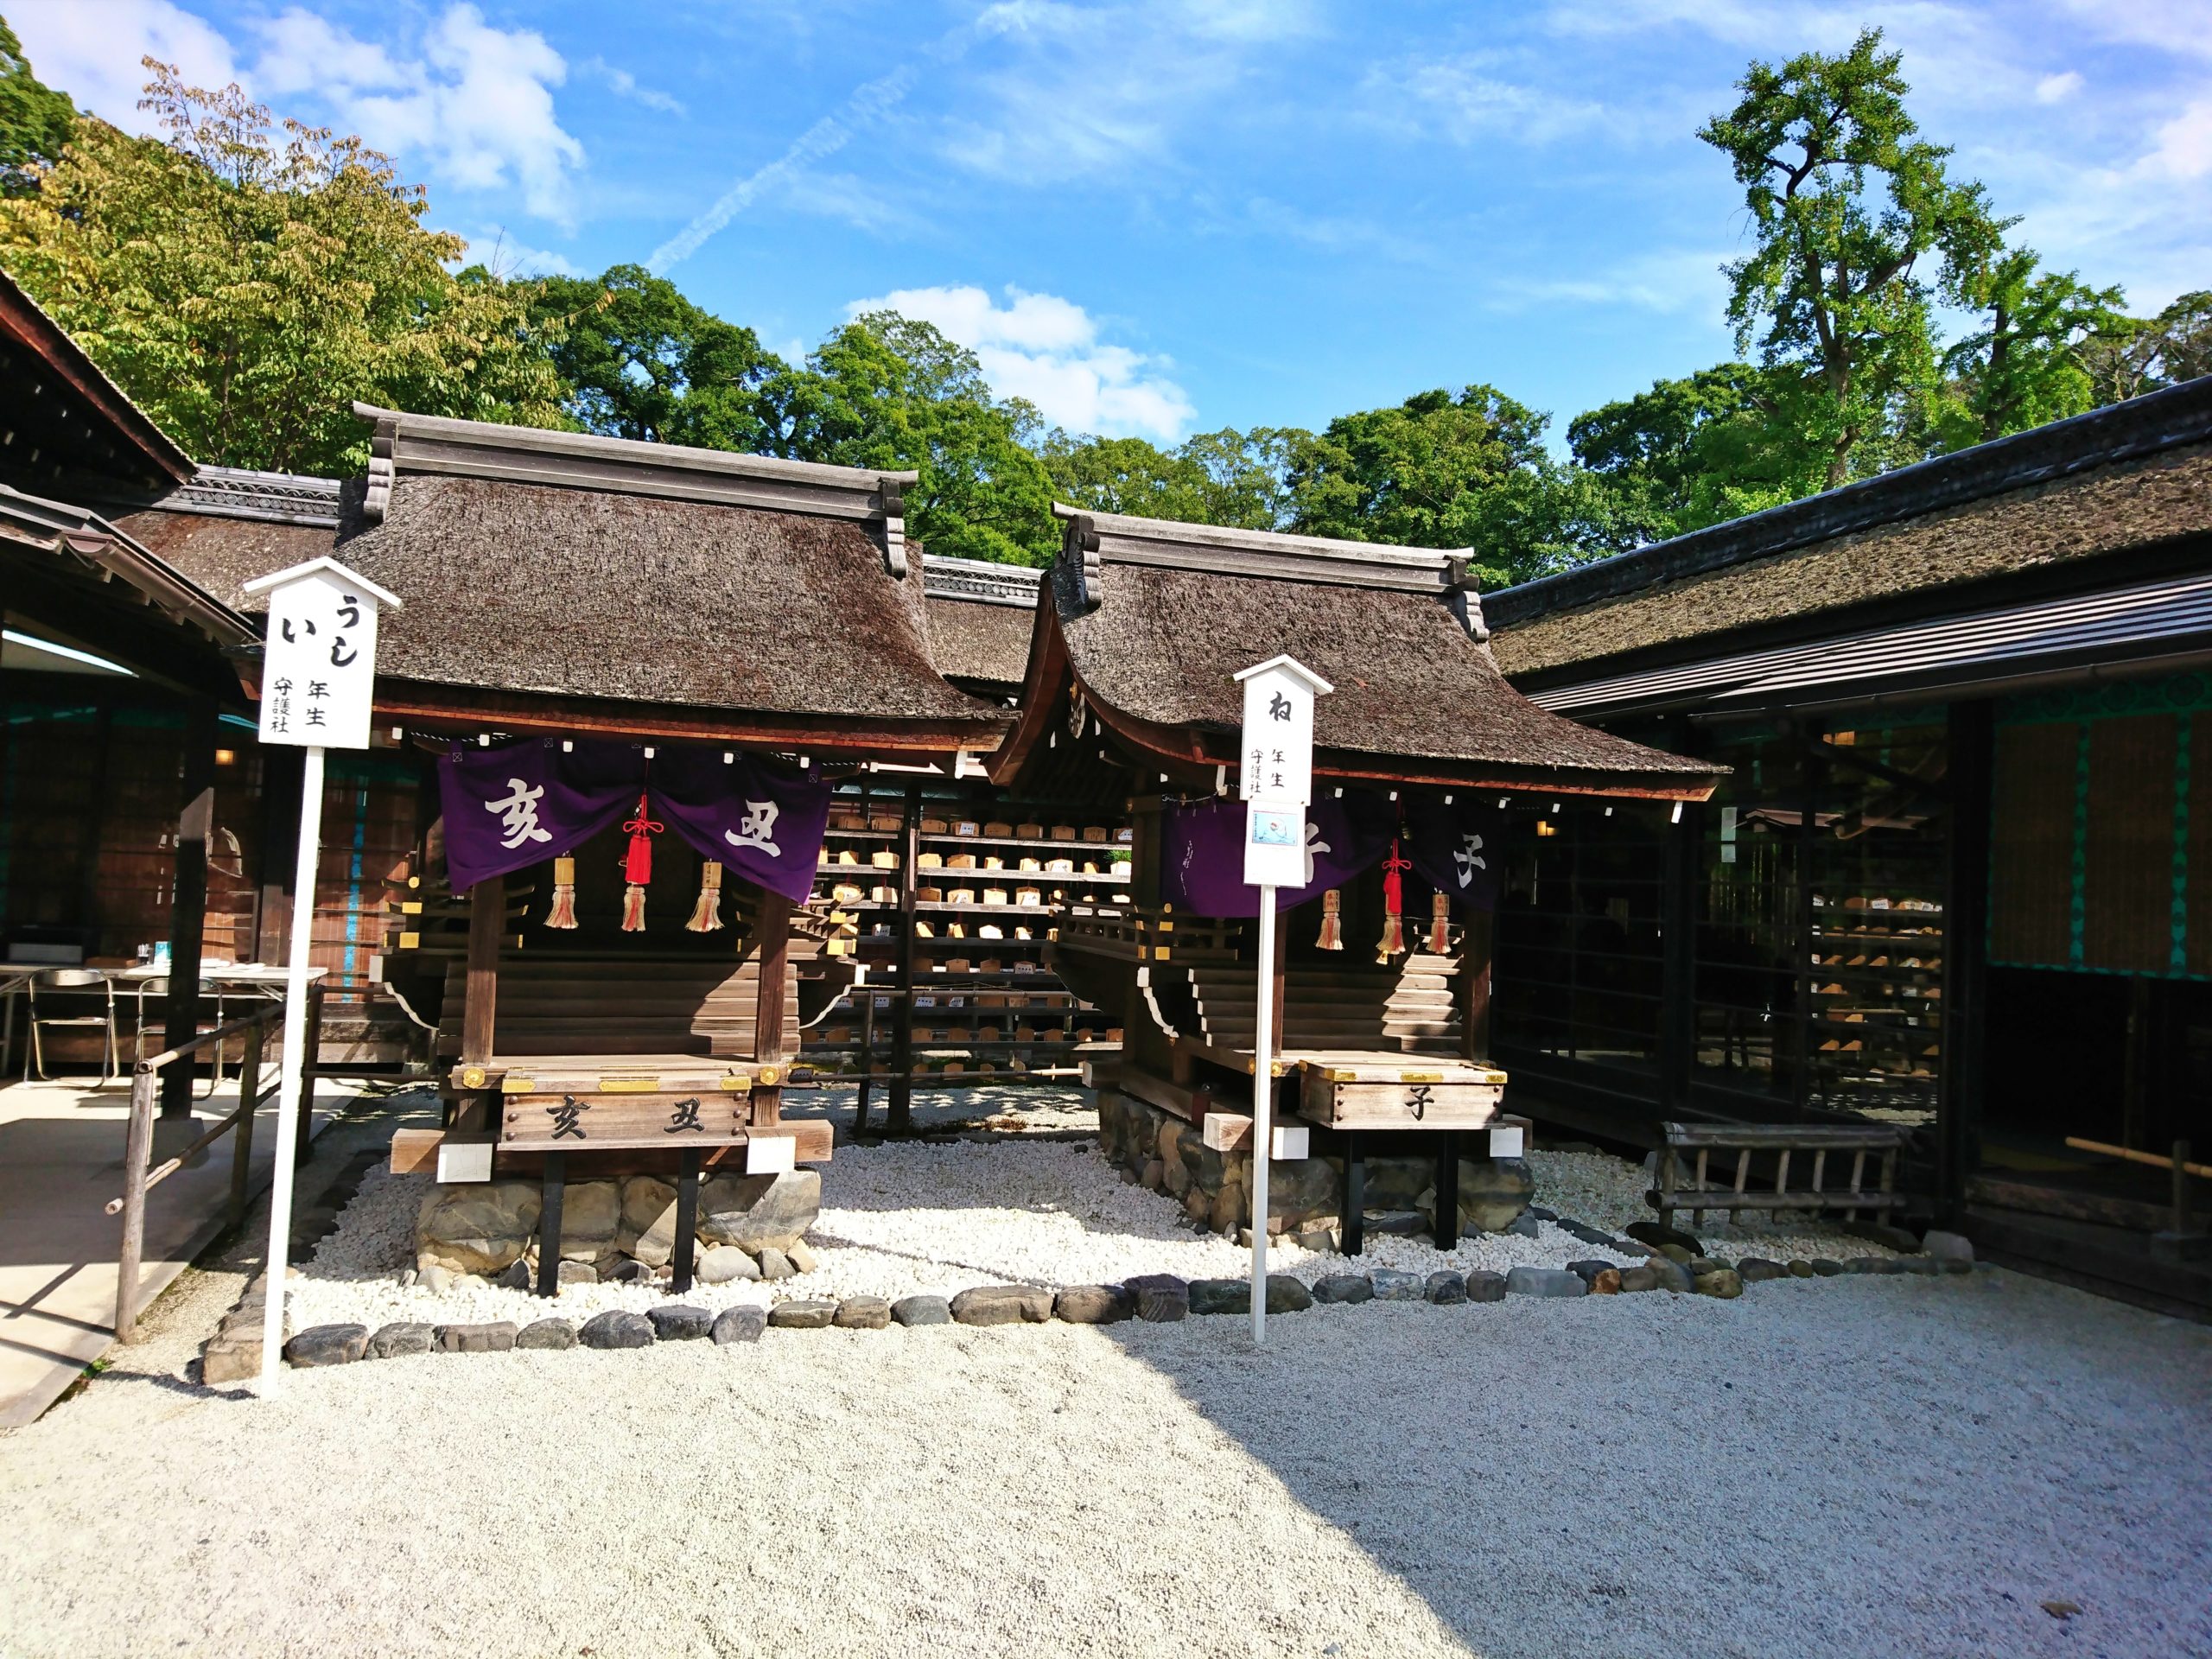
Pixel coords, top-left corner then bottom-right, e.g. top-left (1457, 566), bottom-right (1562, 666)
top-left (461, 876), bottom-right (503, 1065)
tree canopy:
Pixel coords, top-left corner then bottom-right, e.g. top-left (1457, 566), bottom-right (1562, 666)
top-left (0, 64), bottom-right (563, 474)
top-left (0, 33), bottom-right (2190, 582)
top-left (0, 15), bottom-right (72, 194)
top-left (1700, 29), bottom-right (2009, 489)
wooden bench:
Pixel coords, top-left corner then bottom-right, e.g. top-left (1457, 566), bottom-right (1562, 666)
top-left (1650, 1121), bottom-right (1905, 1232)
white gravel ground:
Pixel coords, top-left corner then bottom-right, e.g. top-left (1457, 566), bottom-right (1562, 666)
top-left (290, 1137), bottom-right (1642, 1332)
top-left (287, 1089), bottom-right (1901, 1334)
top-left (4, 1249), bottom-right (2207, 1659)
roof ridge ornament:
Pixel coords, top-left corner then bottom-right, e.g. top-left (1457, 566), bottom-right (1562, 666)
top-left (1065, 512), bottom-right (1103, 609)
top-left (363, 416), bottom-right (397, 524)
top-left (877, 477), bottom-right (907, 578)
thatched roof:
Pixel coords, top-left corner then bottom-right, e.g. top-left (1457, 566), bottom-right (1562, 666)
top-left (992, 505), bottom-right (1718, 796)
top-left (921, 552), bottom-right (1041, 691)
top-left (331, 470), bottom-right (1006, 729)
top-left (113, 471), bottom-right (340, 607)
top-left (1491, 376), bottom-right (2212, 683)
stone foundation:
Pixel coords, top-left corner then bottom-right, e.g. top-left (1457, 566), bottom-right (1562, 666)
top-left (414, 1169), bottom-right (820, 1286)
top-left (1095, 1090), bottom-right (1532, 1241)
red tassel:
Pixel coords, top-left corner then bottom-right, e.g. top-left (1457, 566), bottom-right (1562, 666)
top-left (1316, 887), bottom-right (1344, 950)
top-left (544, 855), bottom-right (579, 929)
top-left (1376, 839), bottom-right (1409, 963)
top-left (620, 792), bottom-right (661, 934)
top-left (1427, 891), bottom-right (1450, 954)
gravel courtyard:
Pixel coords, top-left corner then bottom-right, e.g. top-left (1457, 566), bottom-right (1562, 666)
top-left (3, 1238), bottom-right (2207, 1658)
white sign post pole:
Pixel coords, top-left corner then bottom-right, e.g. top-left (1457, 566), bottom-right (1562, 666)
top-left (1232, 655), bottom-right (1332, 1346)
top-left (257, 743), bottom-right (324, 1395)
top-left (1249, 882), bottom-right (1276, 1343)
top-left (239, 557), bottom-right (400, 1396)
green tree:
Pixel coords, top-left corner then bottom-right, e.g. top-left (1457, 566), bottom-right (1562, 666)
top-left (772, 311), bottom-right (1058, 565)
top-left (1936, 248), bottom-right (2129, 446)
top-left (1285, 385), bottom-right (1614, 585)
top-left (0, 15), bottom-right (73, 194)
top-left (1039, 425), bottom-right (1300, 531)
top-left (1568, 363), bottom-right (1827, 537)
top-left (2082, 290), bottom-right (2212, 405)
top-left (530, 263), bottom-right (786, 450)
top-left (1700, 28), bottom-right (2007, 489)
top-left (0, 63), bottom-right (563, 473)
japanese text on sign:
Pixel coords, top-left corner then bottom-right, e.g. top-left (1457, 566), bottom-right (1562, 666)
top-left (252, 563), bottom-right (391, 750)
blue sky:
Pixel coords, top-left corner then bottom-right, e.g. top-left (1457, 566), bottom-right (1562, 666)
top-left (16, 2), bottom-right (2212, 448)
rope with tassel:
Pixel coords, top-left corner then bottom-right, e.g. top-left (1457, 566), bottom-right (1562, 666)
top-left (1376, 837), bottom-right (1410, 963)
top-left (686, 860), bottom-right (726, 932)
top-left (620, 791), bottom-right (661, 931)
top-left (543, 855), bottom-right (579, 929)
top-left (1316, 887), bottom-right (1344, 950)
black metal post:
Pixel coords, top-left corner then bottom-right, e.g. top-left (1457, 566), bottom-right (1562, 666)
top-left (535, 1150), bottom-right (566, 1297)
top-left (1341, 1129), bottom-right (1365, 1256)
top-left (1433, 1129), bottom-right (1459, 1249)
top-left (670, 1147), bottom-right (702, 1293)
top-left (1938, 699), bottom-right (1993, 1228)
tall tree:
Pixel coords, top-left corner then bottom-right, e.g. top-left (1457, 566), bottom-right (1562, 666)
top-left (1700, 28), bottom-right (2007, 489)
top-left (0, 63), bottom-right (563, 473)
top-left (0, 14), bottom-right (72, 194)
top-left (1287, 385), bottom-right (1616, 585)
top-left (1937, 247), bottom-right (2128, 446)
top-left (772, 312), bottom-right (1058, 565)
top-left (531, 263), bottom-right (785, 450)
top-left (1568, 363), bottom-right (1826, 538)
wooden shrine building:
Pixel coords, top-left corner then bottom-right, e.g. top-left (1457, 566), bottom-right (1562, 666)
top-left (989, 505), bottom-right (1719, 1248)
top-left (1481, 372), bottom-right (2212, 1311)
top-left (221, 406), bottom-right (1014, 1289)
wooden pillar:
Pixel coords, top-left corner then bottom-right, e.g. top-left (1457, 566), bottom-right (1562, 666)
top-left (887, 780), bottom-right (920, 1136)
top-left (1793, 724), bottom-right (1823, 1115)
top-left (461, 875), bottom-right (503, 1066)
top-left (296, 981), bottom-right (323, 1170)
top-left (1938, 700), bottom-right (1992, 1227)
top-left (1460, 908), bottom-right (1494, 1062)
top-left (1268, 899), bottom-right (1287, 1053)
top-left (1660, 728), bottom-right (1703, 1115)
top-left (159, 698), bottom-right (218, 1118)
top-left (751, 888), bottom-right (793, 1128)
top-left (253, 745), bottom-right (304, 964)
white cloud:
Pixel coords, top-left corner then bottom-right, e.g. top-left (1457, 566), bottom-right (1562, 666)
top-left (1366, 54), bottom-right (1622, 145)
top-left (846, 284), bottom-right (1197, 442)
top-left (577, 56), bottom-right (684, 117)
top-left (2036, 70), bottom-right (2085, 102)
top-left (454, 228), bottom-right (582, 277)
top-left (10, 0), bottom-right (238, 132)
top-left (1493, 247), bottom-right (1734, 315)
top-left (2142, 97), bottom-right (2212, 180)
top-left (251, 4), bottom-right (585, 226)
top-left (943, 0), bottom-right (1320, 185)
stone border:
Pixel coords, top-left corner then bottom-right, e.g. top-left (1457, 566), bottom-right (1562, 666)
top-left (257, 1235), bottom-right (1980, 1372)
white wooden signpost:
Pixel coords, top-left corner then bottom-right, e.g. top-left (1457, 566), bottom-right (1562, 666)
top-left (1232, 655), bottom-right (1332, 1342)
top-left (239, 557), bottom-right (401, 1395)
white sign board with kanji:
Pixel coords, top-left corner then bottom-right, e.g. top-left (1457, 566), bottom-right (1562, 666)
top-left (1235, 656), bottom-right (1332, 887)
top-left (1235, 655), bottom-right (1328, 810)
top-left (241, 558), bottom-right (401, 751)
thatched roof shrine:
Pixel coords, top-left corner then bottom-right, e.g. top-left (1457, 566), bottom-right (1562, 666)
top-left (150, 407), bottom-right (1014, 755)
top-left (989, 505), bottom-right (1719, 798)
top-left (1488, 375), bottom-right (2212, 693)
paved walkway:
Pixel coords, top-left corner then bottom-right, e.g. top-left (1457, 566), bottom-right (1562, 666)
top-left (0, 1074), bottom-right (366, 1428)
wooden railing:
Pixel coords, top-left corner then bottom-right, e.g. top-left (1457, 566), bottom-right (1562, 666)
top-left (107, 988), bottom-right (322, 1343)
